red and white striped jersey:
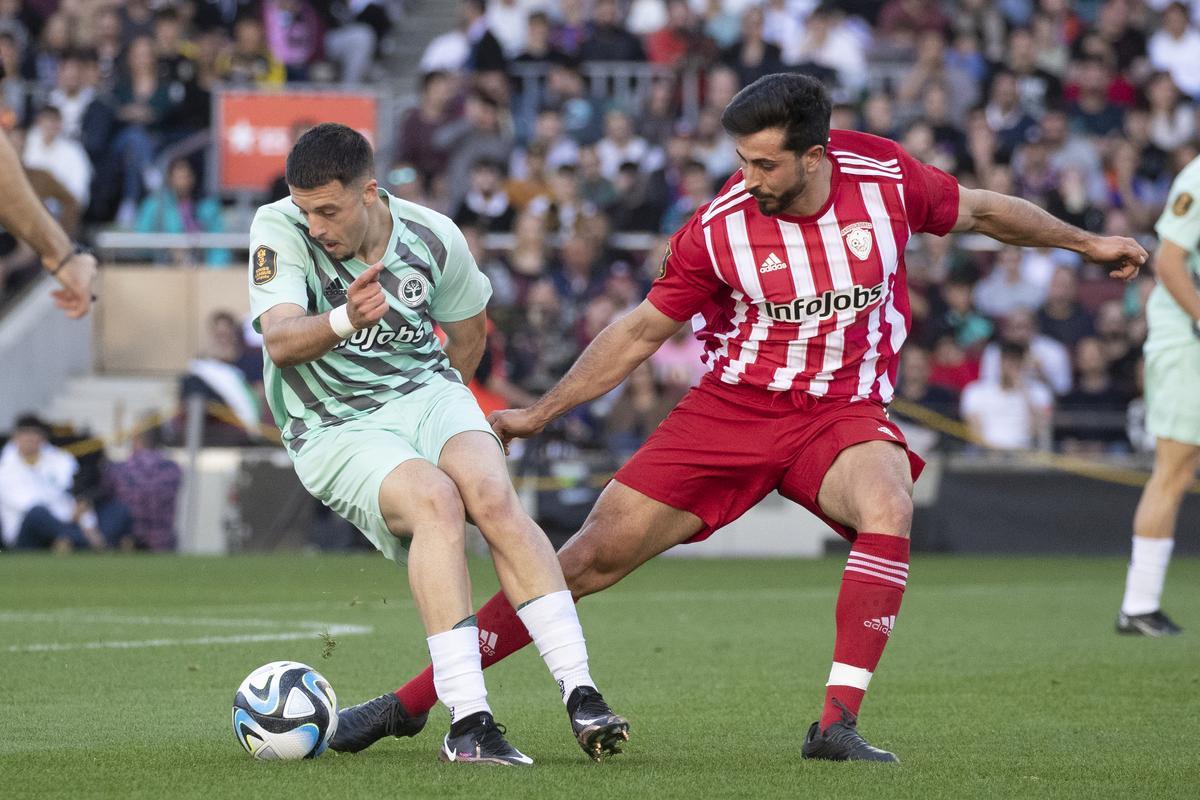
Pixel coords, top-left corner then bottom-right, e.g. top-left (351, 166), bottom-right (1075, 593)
top-left (647, 130), bottom-right (959, 403)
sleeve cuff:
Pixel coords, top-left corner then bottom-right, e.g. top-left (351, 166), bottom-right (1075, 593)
top-left (646, 292), bottom-right (693, 323)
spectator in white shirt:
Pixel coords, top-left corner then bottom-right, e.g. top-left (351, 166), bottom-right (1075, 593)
top-left (22, 105), bottom-right (92, 207)
top-left (1148, 2), bottom-right (1200, 99)
top-left (0, 415), bottom-right (107, 551)
top-left (595, 109), bottom-right (663, 179)
top-left (980, 307), bottom-right (1073, 396)
top-left (46, 51), bottom-right (94, 140)
top-left (961, 342), bottom-right (1054, 451)
top-left (973, 245), bottom-right (1046, 319)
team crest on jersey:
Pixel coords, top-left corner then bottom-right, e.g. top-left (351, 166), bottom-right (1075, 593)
top-left (253, 245), bottom-right (277, 284)
top-left (840, 222), bottom-right (874, 261)
top-left (1174, 192), bottom-right (1193, 216)
top-left (399, 274), bottom-right (429, 307)
top-left (658, 242), bottom-right (671, 280)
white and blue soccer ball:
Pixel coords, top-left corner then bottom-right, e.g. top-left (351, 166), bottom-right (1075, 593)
top-left (232, 661), bottom-right (338, 760)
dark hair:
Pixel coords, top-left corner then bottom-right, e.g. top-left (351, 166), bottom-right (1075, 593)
top-left (285, 123), bottom-right (374, 189)
top-left (13, 414), bottom-right (50, 436)
top-left (720, 73), bottom-right (831, 155)
top-left (999, 341), bottom-right (1028, 361)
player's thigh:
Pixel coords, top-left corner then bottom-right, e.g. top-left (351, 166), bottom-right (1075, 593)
top-left (291, 425), bottom-right (428, 563)
top-left (377, 457), bottom-right (465, 537)
top-left (436, 429), bottom-right (525, 529)
top-left (816, 440), bottom-right (914, 535)
top-left (558, 479), bottom-right (705, 597)
top-left (609, 380), bottom-right (783, 543)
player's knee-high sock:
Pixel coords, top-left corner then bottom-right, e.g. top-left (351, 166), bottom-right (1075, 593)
top-left (1121, 535), bottom-right (1175, 615)
top-left (820, 533), bottom-right (909, 731)
top-left (516, 590), bottom-right (594, 702)
top-left (427, 625), bottom-right (490, 724)
top-left (396, 590), bottom-right (536, 714)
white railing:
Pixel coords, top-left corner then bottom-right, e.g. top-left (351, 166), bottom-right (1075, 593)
top-left (93, 230), bottom-right (666, 255)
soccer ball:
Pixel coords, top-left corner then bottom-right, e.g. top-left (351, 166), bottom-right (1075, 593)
top-left (232, 661), bottom-right (338, 760)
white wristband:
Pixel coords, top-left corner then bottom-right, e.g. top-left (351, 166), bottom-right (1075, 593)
top-left (329, 304), bottom-right (356, 338)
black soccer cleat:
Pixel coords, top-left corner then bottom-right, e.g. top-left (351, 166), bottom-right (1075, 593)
top-left (439, 711), bottom-right (533, 765)
top-left (566, 686), bottom-right (630, 761)
top-left (801, 701), bottom-right (899, 764)
top-left (1116, 610), bottom-right (1183, 637)
top-left (328, 693), bottom-right (428, 753)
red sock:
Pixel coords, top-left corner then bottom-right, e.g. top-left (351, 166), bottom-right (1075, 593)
top-left (819, 533), bottom-right (909, 731)
top-left (395, 590), bottom-right (536, 714)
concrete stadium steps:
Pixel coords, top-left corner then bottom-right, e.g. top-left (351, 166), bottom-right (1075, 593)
top-left (45, 375), bottom-right (178, 442)
top-left (380, 0), bottom-right (462, 96)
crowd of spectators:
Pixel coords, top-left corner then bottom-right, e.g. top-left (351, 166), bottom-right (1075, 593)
top-left (0, 0), bottom-right (397, 299)
top-left (386, 0), bottom-right (1200, 458)
top-left (6, 0), bottom-right (1200, 485)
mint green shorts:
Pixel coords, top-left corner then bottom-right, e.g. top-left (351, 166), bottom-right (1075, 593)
top-left (1145, 342), bottom-right (1200, 446)
top-left (290, 376), bottom-right (500, 563)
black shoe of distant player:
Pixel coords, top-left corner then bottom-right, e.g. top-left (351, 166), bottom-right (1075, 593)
top-left (1116, 609), bottom-right (1183, 637)
top-left (439, 711), bottom-right (533, 766)
top-left (566, 686), bottom-right (630, 761)
top-left (328, 693), bottom-right (428, 753)
top-left (801, 700), bottom-right (899, 764)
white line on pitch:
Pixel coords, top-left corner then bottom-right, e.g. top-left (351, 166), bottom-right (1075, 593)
top-left (4, 623), bottom-right (374, 654)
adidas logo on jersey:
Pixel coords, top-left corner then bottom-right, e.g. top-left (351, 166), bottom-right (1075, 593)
top-left (759, 252), bottom-right (788, 273)
top-left (323, 278), bottom-right (346, 299)
top-left (864, 615), bottom-right (896, 636)
top-left (761, 281), bottom-right (884, 323)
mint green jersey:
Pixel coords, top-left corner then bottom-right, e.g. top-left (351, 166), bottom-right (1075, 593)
top-left (1145, 155), bottom-right (1200, 354)
top-left (247, 190), bottom-right (491, 453)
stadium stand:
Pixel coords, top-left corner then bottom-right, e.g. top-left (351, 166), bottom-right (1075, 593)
top-left (2, 0), bottom-right (1198, 551)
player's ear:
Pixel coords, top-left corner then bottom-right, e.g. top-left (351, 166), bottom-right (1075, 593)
top-left (360, 177), bottom-right (379, 205)
top-left (802, 144), bottom-right (825, 172)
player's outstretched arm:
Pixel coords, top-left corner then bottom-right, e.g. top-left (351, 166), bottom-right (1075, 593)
top-left (0, 130), bottom-right (96, 318)
top-left (952, 186), bottom-right (1148, 281)
top-left (260, 261), bottom-right (387, 367)
top-left (488, 299), bottom-right (684, 444)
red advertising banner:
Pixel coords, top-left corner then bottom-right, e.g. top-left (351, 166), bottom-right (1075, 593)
top-left (216, 89), bottom-right (379, 192)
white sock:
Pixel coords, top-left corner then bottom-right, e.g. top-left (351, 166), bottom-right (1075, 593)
top-left (516, 590), bottom-right (594, 702)
top-left (427, 625), bottom-right (491, 723)
top-left (1121, 536), bottom-right (1175, 616)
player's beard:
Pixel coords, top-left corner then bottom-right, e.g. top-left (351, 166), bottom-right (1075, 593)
top-left (750, 175), bottom-right (806, 217)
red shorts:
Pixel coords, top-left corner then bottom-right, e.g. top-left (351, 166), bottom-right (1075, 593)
top-left (613, 375), bottom-right (925, 543)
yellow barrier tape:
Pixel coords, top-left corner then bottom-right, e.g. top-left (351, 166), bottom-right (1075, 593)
top-left (48, 394), bottom-right (1179, 494)
top-left (888, 397), bottom-right (1194, 493)
top-left (59, 401), bottom-right (280, 458)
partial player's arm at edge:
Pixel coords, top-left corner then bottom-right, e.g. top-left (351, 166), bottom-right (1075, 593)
top-left (1151, 238), bottom-right (1200, 323)
top-left (952, 186), bottom-right (1148, 281)
top-left (490, 300), bottom-right (684, 442)
top-left (440, 310), bottom-right (487, 384)
top-left (259, 303), bottom-right (347, 368)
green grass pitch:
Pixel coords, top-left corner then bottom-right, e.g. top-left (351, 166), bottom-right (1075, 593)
top-left (2, 554), bottom-right (1197, 799)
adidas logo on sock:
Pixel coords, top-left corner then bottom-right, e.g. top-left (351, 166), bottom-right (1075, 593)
top-left (863, 615), bottom-right (896, 636)
top-left (759, 251), bottom-right (788, 273)
top-left (478, 629), bottom-right (498, 656)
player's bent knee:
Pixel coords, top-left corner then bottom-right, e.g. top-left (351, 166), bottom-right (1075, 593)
top-left (383, 473), bottom-right (465, 537)
top-left (464, 476), bottom-right (526, 532)
top-left (859, 490), bottom-right (913, 535)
